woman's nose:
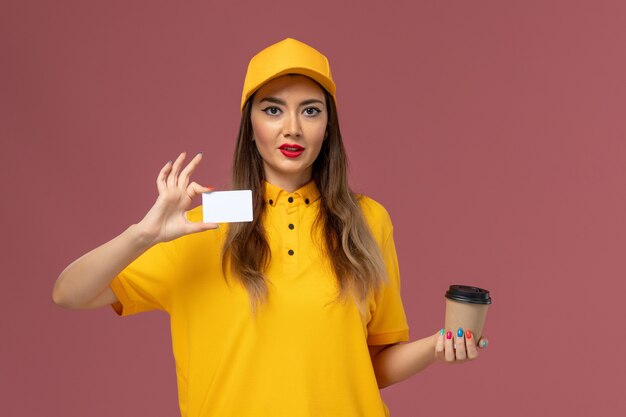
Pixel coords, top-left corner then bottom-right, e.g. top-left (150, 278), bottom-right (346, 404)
top-left (282, 112), bottom-right (302, 137)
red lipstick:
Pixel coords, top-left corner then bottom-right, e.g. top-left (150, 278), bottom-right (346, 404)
top-left (279, 144), bottom-right (305, 158)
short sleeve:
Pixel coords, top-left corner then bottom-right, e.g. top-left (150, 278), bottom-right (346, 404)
top-left (366, 220), bottom-right (410, 346)
top-left (110, 239), bottom-right (180, 317)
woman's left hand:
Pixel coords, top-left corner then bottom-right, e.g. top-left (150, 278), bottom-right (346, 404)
top-left (435, 328), bottom-right (488, 363)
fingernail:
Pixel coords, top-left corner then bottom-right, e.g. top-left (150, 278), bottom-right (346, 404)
top-left (466, 330), bottom-right (472, 340)
top-left (480, 340), bottom-right (487, 348)
top-left (457, 328), bottom-right (464, 338)
top-left (439, 328), bottom-right (445, 335)
top-left (198, 151), bottom-right (203, 156)
top-left (446, 331), bottom-right (452, 340)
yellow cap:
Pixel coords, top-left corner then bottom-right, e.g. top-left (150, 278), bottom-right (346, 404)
top-left (240, 38), bottom-right (336, 110)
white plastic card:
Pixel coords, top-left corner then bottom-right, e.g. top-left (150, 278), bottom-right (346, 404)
top-left (202, 190), bottom-right (253, 223)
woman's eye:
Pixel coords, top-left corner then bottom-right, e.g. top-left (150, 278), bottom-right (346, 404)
top-left (304, 107), bottom-right (321, 116)
top-left (262, 107), bottom-right (281, 115)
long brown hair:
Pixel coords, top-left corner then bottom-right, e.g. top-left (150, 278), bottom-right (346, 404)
top-left (222, 86), bottom-right (387, 311)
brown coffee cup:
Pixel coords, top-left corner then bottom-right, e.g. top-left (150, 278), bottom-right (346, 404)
top-left (444, 285), bottom-right (492, 342)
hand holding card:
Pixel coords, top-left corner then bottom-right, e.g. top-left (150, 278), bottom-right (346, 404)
top-left (202, 190), bottom-right (254, 223)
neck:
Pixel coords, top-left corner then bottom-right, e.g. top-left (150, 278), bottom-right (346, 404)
top-left (264, 171), bottom-right (312, 193)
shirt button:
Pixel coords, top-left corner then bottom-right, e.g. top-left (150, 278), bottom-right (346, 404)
top-left (288, 224), bottom-right (294, 230)
top-left (288, 196), bottom-right (294, 203)
top-left (305, 198), bottom-right (310, 204)
top-left (268, 199), bottom-right (273, 205)
top-left (288, 249), bottom-right (294, 256)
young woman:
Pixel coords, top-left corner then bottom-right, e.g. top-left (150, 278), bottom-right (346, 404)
top-left (53, 38), bottom-right (487, 417)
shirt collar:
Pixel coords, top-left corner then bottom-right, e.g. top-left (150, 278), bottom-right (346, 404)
top-left (263, 180), bottom-right (321, 207)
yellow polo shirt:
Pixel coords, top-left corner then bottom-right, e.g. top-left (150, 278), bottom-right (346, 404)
top-left (110, 181), bottom-right (409, 417)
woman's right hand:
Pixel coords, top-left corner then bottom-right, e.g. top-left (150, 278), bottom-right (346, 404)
top-left (136, 152), bottom-right (219, 246)
top-left (53, 152), bottom-right (217, 310)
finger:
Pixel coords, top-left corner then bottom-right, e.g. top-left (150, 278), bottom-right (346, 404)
top-left (187, 182), bottom-right (214, 201)
top-left (477, 337), bottom-right (489, 350)
top-left (466, 330), bottom-right (479, 360)
top-left (167, 152), bottom-right (187, 188)
top-left (183, 209), bottom-right (219, 234)
top-left (453, 327), bottom-right (467, 361)
top-left (186, 220), bottom-right (219, 234)
top-left (435, 329), bottom-right (445, 362)
top-left (444, 330), bottom-right (455, 362)
top-left (157, 160), bottom-right (173, 194)
top-left (178, 152), bottom-right (203, 190)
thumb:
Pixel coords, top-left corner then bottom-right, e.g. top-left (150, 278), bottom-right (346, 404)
top-left (186, 220), bottom-right (219, 234)
top-left (434, 329), bottom-right (445, 361)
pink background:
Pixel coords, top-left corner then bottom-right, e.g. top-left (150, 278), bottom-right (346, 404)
top-left (2, 0), bottom-right (625, 416)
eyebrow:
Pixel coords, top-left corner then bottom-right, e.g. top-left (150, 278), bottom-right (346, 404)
top-left (259, 97), bottom-right (325, 107)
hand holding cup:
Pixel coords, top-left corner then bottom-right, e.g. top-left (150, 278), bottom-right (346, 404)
top-left (435, 285), bottom-right (492, 363)
top-left (434, 327), bottom-right (488, 363)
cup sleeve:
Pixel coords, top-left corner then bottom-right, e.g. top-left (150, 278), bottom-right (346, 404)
top-left (110, 239), bottom-right (180, 316)
top-left (366, 229), bottom-right (410, 346)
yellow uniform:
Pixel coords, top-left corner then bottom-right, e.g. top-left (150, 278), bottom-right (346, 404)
top-left (110, 181), bottom-right (409, 416)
